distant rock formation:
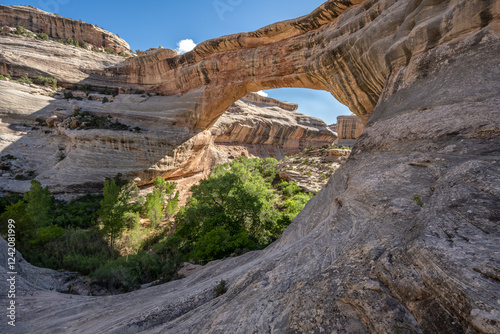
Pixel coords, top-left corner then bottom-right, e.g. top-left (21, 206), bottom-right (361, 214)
top-left (336, 114), bottom-right (364, 146)
top-left (0, 4), bottom-right (131, 54)
top-left (328, 123), bottom-right (337, 133)
top-left (212, 93), bottom-right (336, 160)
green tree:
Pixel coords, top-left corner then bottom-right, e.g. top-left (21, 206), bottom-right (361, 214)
top-left (0, 200), bottom-right (31, 240)
top-left (99, 180), bottom-right (128, 249)
top-left (24, 180), bottom-right (53, 233)
top-left (165, 190), bottom-right (179, 221)
top-left (174, 157), bottom-right (280, 260)
top-left (172, 156), bottom-right (315, 262)
top-left (149, 176), bottom-right (179, 223)
top-left (145, 189), bottom-right (163, 227)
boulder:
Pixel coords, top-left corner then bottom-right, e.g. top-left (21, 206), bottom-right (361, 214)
top-left (45, 115), bottom-right (58, 127)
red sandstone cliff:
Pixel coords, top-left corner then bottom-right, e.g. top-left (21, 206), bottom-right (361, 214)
top-left (0, 5), bottom-right (131, 54)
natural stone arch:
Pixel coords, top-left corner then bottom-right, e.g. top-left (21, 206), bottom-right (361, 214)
top-left (114, 0), bottom-right (386, 129)
top-left (114, 0), bottom-right (497, 131)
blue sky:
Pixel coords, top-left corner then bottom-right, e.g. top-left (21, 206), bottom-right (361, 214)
top-left (2, 0), bottom-right (352, 124)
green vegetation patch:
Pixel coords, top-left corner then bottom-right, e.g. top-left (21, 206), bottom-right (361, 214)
top-left (0, 157), bottom-right (314, 293)
top-left (172, 157), bottom-right (314, 263)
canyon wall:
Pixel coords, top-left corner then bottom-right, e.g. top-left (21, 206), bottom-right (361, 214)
top-left (336, 114), bottom-right (365, 146)
top-left (2, 0), bottom-right (500, 333)
top-left (212, 93), bottom-right (336, 159)
top-left (337, 115), bottom-right (364, 140)
top-left (0, 5), bottom-right (131, 54)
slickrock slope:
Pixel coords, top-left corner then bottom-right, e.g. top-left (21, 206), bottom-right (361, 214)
top-left (0, 5), bottom-right (131, 54)
top-left (3, 0), bottom-right (500, 333)
top-left (0, 34), bottom-right (126, 87)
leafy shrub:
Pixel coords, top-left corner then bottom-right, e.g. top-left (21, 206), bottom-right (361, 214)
top-left (284, 193), bottom-right (314, 218)
top-left (24, 228), bottom-right (113, 275)
top-left (29, 225), bottom-right (65, 246)
top-left (104, 48), bottom-right (116, 55)
top-left (37, 32), bottom-right (49, 40)
top-left (92, 251), bottom-right (172, 291)
top-left (123, 211), bottom-right (140, 230)
top-left (17, 76), bottom-right (33, 85)
top-left (0, 75), bottom-right (4, 81)
top-left (0, 194), bottom-right (23, 216)
top-left (62, 253), bottom-right (106, 276)
top-left (35, 76), bottom-right (57, 89)
top-left (71, 110), bottom-right (132, 131)
top-left (52, 194), bottom-right (103, 229)
top-left (64, 36), bottom-right (80, 47)
top-left (413, 194), bottom-right (424, 207)
top-left (214, 279), bottom-right (227, 296)
top-left (191, 228), bottom-right (255, 261)
top-left (14, 26), bottom-right (27, 36)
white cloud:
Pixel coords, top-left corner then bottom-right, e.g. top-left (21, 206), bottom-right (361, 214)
top-left (256, 91), bottom-right (268, 97)
top-left (176, 39), bottom-right (197, 54)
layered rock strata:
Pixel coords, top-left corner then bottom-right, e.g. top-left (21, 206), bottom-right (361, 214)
top-left (0, 34), bottom-right (125, 87)
top-left (2, 0), bottom-right (500, 333)
top-left (212, 93), bottom-right (336, 160)
top-left (336, 114), bottom-right (365, 146)
top-left (0, 5), bottom-right (131, 54)
top-left (337, 114), bottom-right (364, 139)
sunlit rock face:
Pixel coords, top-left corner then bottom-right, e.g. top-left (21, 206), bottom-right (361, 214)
top-left (4, 0), bottom-right (500, 333)
top-left (0, 4), bottom-right (131, 54)
top-left (336, 114), bottom-right (364, 146)
top-left (212, 93), bottom-right (337, 160)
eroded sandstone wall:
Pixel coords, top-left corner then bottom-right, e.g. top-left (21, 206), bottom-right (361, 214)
top-left (0, 4), bottom-right (130, 54)
top-left (0, 78), bottom-right (334, 196)
top-left (212, 93), bottom-right (336, 159)
top-left (336, 115), bottom-right (364, 140)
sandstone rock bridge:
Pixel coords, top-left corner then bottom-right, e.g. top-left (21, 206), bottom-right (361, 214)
top-left (11, 0), bottom-right (500, 333)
